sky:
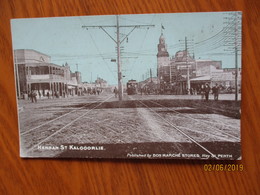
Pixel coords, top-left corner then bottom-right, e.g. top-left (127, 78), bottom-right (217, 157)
top-left (11, 12), bottom-right (242, 85)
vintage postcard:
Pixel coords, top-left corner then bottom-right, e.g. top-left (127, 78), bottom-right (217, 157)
top-left (11, 12), bottom-right (242, 160)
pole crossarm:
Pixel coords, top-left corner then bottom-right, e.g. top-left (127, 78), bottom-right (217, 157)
top-left (120, 27), bottom-right (136, 44)
top-left (82, 25), bottom-right (154, 28)
top-left (83, 25), bottom-right (154, 44)
top-left (100, 27), bottom-right (117, 43)
top-left (120, 25), bottom-right (154, 44)
top-left (82, 25), bottom-right (116, 28)
top-left (82, 18), bottom-right (154, 101)
top-left (82, 25), bottom-right (117, 43)
top-left (119, 25), bottom-right (155, 28)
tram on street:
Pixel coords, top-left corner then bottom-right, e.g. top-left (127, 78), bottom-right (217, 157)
top-left (126, 80), bottom-right (138, 95)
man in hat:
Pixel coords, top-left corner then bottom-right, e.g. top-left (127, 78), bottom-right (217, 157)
top-left (212, 83), bottom-right (220, 100)
top-left (204, 83), bottom-right (211, 101)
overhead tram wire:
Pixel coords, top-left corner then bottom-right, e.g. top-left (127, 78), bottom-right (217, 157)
top-left (194, 35), bottom-right (230, 55)
top-left (127, 22), bottom-right (150, 74)
top-left (78, 16), bottom-right (118, 80)
top-left (195, 35), bottom-right (226, 50)
top-left (194, 31), bottom-right (226, 54)
top-left (195, 28), bottom-right (225, 45)
top-left (127, 14), bottom-right (156, 78)
top-left (115, 42), bottom-right (181, 55)
top-left (195, 25), bottom-right (241, 55)
top-left (50, 53), bottom-right (117, 62)
top-left (87, 30), bottom-right (117, 80)
top-left (195, 34), bottom-right (226, 51)
top-left (195, 38), bottom-right (227, 55)
top-left (195, 21), bottom-right (239, 49)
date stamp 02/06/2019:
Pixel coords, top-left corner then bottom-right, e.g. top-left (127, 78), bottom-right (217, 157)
top-left (203, 164), bottom-right (244, 172)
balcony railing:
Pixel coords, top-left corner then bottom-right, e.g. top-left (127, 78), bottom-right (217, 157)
top-left (27, 74), bottom-right (65, 81)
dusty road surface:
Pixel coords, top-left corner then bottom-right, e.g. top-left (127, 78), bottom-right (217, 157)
top-left (18, 92), bottom-right (241, 159)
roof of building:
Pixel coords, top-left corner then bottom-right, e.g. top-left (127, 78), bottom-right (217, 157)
top-left (190, 75), bottom-right (211, 81)
top-left (14, 49), bottom-right (51, 58)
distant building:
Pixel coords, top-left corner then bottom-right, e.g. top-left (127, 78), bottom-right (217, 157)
top-left (156, 33), bottom-right (240, 94)
top-left (95, 77), bottom-right (108, 88)
top-left (82, 77), bottom-right (109, 94)
top-left (14, 49), bottom-right (82, 98)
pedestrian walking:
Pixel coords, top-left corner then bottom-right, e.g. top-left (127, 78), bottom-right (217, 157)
top-left (201, 85), bottom-right (205, 100)
top-left (113, 87), bottom-right (118, 98)
top-left (31, 90), bottom-right (37, 103)
top-left (212, 83), bottom-right (220, 100)
top-left (28, 91), bottom-right (31, 101)
top-left (204, 84), bottom-right (211, 101)
top-left (93, 88), bottom-right (96, 95)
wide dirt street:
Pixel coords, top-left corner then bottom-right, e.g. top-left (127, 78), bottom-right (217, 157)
top-left (18, 92), bottom-right (241, 159)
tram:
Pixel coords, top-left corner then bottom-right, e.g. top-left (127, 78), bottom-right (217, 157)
top-left (126, 80), bottom-right (138, 95)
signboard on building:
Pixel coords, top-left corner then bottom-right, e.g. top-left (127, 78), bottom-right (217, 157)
top-left (211, 71), bottom-right (233, 81)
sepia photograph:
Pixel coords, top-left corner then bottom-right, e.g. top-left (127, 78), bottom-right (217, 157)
top-left (11, 12), bottom-right (242, 159)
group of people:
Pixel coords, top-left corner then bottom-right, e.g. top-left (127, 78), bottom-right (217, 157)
top-left (28, 91), bottom-right (38, 103)
top-left (201, 83), bottom-right (220, 101)
top-left (87, 88), bottom-right (102, 95)
top-left (113, 83), bottom-right (220, 101)
top-left (28, 90), bottom-right (65, 102)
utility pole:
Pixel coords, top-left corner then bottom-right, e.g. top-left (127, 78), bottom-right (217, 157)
top-left (224, 12), bottom-right (242, 101)
top-left (169, 63), bottom-right (171, 84)
top-left (116, 15), bottom-right (123, 100)
top-left (179, 37), bottom-right (194, 95)
top-left (234, 12), bottom-right (239, 101)
top-left (150, 68), bottom-right (152, 82)
top-left (14, 52), bottom-right (21, 99)
top-left (185, 36), bottom-right (190, 94)
top-left (82, 15), bottom-right (154, 101)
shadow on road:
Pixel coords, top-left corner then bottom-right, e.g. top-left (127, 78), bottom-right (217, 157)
top-left (62, 99), bottom-right (241, 119)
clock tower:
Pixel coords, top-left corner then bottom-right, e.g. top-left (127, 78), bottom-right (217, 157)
top-left (157, 33), bottom-right (170, 80)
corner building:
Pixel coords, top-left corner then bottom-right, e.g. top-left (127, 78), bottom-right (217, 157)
top-left (14, 49), bottom-right (82, 98)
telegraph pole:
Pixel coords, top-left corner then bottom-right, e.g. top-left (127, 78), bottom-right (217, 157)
top-left (169, 63), bottom-right (171, 83)
top-left (116, 15), bottom-right (123, 100)
top-left (185, 36), bottom-right (190, 94)
top-left (224, 12), bottom-right (241, 101)
top-left (82, 15), bottom-right (154, 101)
top-left (150, 68), bottom-right (152, 82)
top-left (234, 12), bottom-right (239, 101)
top-left (14, 52), bottom-right (21, 99)
top-left (179, 37), bottom-right (193, 95)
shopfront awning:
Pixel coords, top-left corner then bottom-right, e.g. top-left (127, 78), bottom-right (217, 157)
top-left (190, 75), bottom-right (211, 82)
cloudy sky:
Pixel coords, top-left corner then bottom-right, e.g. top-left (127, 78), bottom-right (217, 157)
top-left (11, 12), bottom-right (241, 85)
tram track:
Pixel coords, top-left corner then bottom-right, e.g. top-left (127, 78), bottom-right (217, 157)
top-left (25, 95), bottom-right (113, 154)
top-left (131, 97), bottom-right (219, 159)
top-left (129, 96), bottom-right (223, 158)
top-left (21, 100), bottom-right (99, 136)
top-left (147, 99), bottom-right (240, 141)
top-left (150, 117), bottom-right (237, 142)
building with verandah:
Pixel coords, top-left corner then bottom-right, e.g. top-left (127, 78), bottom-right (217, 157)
top-left (14, 49), bottom-right (82, 99)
